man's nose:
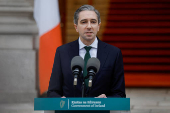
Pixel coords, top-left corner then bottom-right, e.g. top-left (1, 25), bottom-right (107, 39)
top-left (87, 22), bottom-right (92, 29)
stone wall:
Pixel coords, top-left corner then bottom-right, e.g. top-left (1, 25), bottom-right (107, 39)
top-left (0, 0), bottom-right (38, 103)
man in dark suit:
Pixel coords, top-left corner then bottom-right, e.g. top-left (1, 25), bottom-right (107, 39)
top-left (47, 5), bottom-right (126, 98)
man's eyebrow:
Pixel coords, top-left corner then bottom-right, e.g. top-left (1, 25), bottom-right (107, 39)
top-left (80, 19), bottom-right (97, 22)
top-left (91, 19), bottom-right (97, 21)
top-left (80, 19), bottom-right (87, 22)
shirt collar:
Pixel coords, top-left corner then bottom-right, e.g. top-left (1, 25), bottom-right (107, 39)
top-left (79, 37), bottom-right (98, 50)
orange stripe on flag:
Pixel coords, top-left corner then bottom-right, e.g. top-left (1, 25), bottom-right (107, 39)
top-left (39, 24), bottom-right (62, 94)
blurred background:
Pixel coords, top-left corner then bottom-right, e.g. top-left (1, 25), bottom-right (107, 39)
top-left (0, 0), bottom-right (170, 113)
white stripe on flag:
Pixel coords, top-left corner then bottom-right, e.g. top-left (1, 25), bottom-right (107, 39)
top-left (34, 0), bottom-right (60, 36)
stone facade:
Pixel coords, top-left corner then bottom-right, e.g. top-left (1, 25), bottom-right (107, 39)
top-left (0, 0), bottom-right (38, 103)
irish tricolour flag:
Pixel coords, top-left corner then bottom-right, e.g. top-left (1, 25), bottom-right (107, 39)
top-left (34, 0), bottom-right (62, 95)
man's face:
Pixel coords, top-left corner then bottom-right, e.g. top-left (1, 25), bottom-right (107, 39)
top-left (74, 11), bottom-right (101, 43)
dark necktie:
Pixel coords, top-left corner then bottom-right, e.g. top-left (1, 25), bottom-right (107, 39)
top-left (83, 46), bottom-right (92, 88)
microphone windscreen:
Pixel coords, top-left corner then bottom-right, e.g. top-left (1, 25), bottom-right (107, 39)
top-left (71, 56), bottom-right (84, 70)
top-left (86, 57), bottom-right (100, 73)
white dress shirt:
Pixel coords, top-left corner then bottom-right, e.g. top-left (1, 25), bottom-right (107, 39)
top-left (79, 37), bottom-right (98, 59)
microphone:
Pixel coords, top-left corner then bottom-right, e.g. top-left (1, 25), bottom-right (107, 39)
top-left (71, 56), bottom-right (84, 86)
top-left (86, 57), bottom-right (100, 87)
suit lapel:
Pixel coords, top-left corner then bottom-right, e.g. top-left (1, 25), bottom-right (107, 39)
top-left (86, 39), bottom-right (109, 94)
top-left (97, 39), bottom-right (108, 70)
top-left (68, 39), bottom-right (79, 59)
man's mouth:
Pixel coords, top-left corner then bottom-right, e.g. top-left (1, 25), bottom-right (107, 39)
top-left (85, 32), bottom-right (93, 35)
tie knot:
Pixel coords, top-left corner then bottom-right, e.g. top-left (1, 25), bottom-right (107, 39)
top-left (84, 46), bottom-right (92, 52)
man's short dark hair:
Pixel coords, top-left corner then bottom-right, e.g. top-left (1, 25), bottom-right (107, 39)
top-left (74, 5), bottom-right (101, 25)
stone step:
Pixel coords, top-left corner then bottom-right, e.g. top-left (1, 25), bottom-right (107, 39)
top-left (0, 0), bottom-right (33, 7)
top-left (0, 16), bottom-right (35, 24)
top-left (0, 24), bottom-right (38, 34)
top-left (0, 103), bottom-right (42, 113)
top-left (0, 6), bottom-right (33, 13)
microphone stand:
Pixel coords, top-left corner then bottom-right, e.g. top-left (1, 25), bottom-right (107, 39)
top-left (82, 80), bottom-right (85, 97)
top-left (82, 76), bottom-right (90, 97)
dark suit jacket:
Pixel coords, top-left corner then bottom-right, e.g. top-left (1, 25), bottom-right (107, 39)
top-left (47, 38), bottom-right (126, 98)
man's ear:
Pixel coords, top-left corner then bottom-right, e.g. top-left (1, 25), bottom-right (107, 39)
top-left (98, 22), bottom-right (101, 31)
top-left (74, 24), bottom-right (78, 32)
